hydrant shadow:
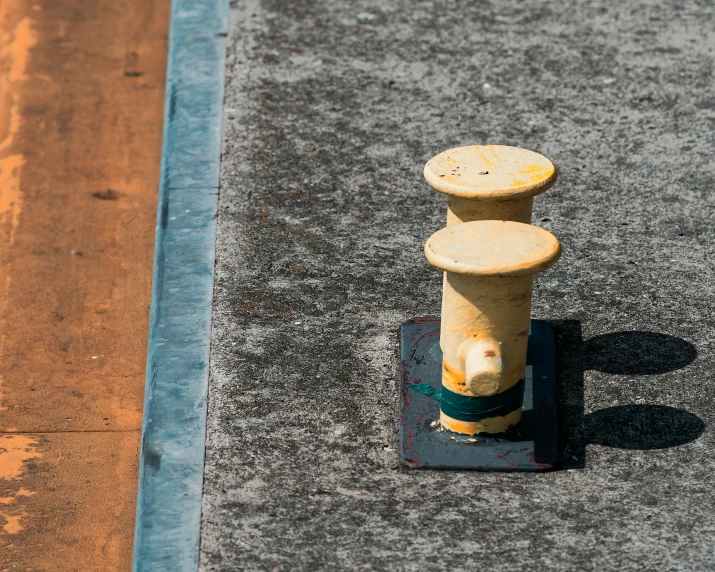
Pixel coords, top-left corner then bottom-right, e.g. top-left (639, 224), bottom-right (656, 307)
top-left (585, 404), bottom-right (704, 450)
top-left (553, 321), bottom-right (704, 469)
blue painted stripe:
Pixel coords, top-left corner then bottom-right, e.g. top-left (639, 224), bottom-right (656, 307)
top-left (440, 379), bottom-right (526, 422)
top-left (132, 1), bottom-right (227, 570)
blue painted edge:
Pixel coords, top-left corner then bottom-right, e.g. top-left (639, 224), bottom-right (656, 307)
top-left (132, 1), bottom-right (228, 570)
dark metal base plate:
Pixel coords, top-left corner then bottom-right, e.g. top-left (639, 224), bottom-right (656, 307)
top-left (399, 317), bottom-right (558, 471)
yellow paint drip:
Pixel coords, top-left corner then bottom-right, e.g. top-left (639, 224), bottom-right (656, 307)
top-left (1, 508), bottom-right (28, 534)
top-left (0, 154), bottom-right (25, 235)
top-left (518, 163), bottom-right (547, 175)
top-left (0, 435), bottom-right (41, 480)
top-left (0, 15), bottom-right (36, 236)
top-left (0, 9), bottom-right (37, 415)
top-left (0, 436), bottom-right (40, 535)
top-left (0, 17), bottom-right (36, 149)
top-left (476, 146), bottom-right (497, 168)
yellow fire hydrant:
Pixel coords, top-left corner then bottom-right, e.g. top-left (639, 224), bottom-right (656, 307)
top-left (424, 220), bottom-right (561, 435)
top-left (425, 143), bottom-right (559, 365)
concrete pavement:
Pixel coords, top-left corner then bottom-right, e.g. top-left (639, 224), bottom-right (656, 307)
top-left (202, 0), bottom-right (715, 569)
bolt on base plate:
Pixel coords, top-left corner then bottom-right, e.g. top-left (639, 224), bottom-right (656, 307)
top-left (399, 316), bottom-right (558, 471)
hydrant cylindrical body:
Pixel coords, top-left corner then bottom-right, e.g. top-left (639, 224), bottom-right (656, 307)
top-left (446, 196), bottom-right (534, 227)
top-left (439, 273), bottom-right (533, 434)
top-left (425, 220), bottom-right (561, 435)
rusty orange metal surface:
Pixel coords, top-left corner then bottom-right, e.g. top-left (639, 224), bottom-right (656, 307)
top-left (0, 0), bottom-right (169, 569)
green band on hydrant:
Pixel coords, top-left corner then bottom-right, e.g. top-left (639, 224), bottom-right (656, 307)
top-left (440, 378), bottom-right (525, 422)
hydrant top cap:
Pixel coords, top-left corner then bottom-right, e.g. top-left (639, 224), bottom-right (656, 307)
top-left (424, 145), bottom-right (557, 199)
top-left (425, 220), bottom-right (561, 277)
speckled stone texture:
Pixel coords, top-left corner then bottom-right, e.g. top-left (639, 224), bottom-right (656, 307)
top-left (201, 0), bottom-right (715, 570)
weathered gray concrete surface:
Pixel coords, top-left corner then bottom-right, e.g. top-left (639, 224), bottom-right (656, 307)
top-left (201, 0), bottom-right (715, 569)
